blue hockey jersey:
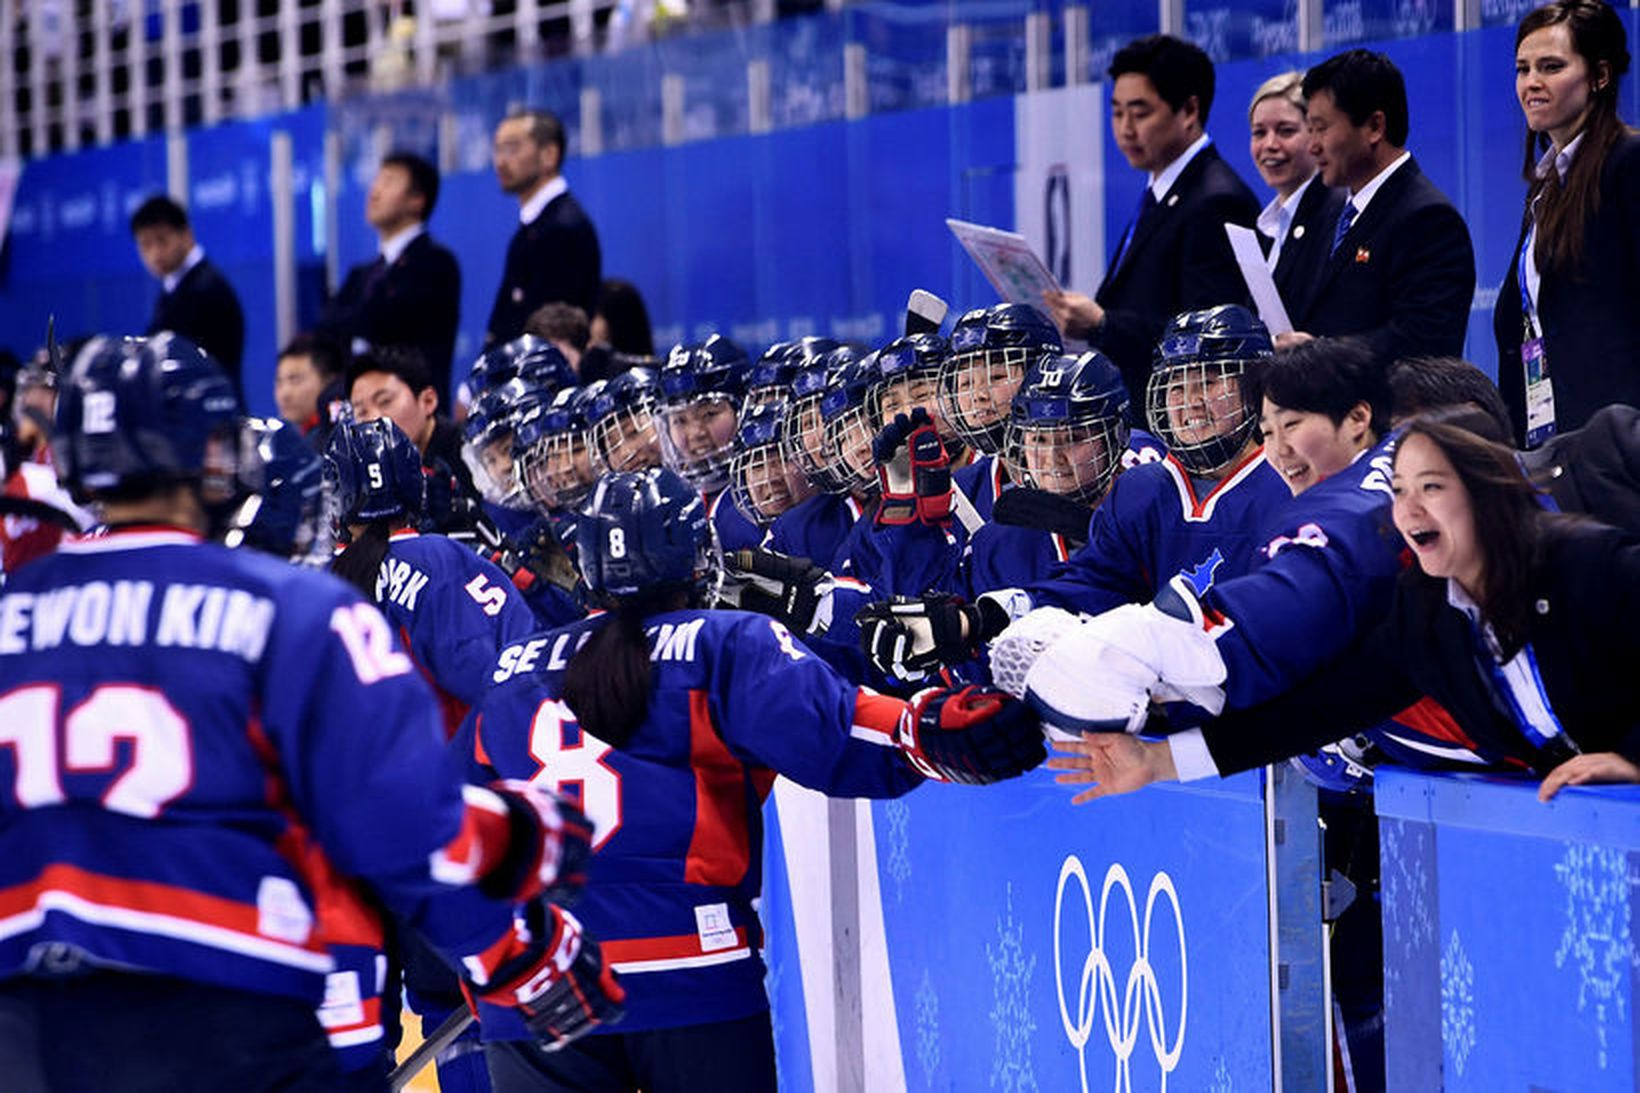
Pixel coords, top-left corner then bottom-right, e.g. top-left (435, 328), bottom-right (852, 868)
top-left (766, 494), bottom-right (868, 571)
top-left (0, 527), bottom-right (538, 1007)
top-left (1027, 448), bottom-right (1287, 616)
top-left (461, 608), bottom-right (924, 1037)
top-left (708, 488), bottom-right (765, 553)
top-left (1200, 436), bottom-right (1408, 710)
top-left (373, 530), bottom-right (536, 731)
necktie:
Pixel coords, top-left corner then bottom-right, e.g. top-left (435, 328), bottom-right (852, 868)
top-left (1111, 188), bottom-right (1159, 273)
top-left (1329, 200), bottom-right (1358, 258)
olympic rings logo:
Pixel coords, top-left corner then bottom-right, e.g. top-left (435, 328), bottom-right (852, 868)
top-left (1054, 855), bottom-right (1187, 1093)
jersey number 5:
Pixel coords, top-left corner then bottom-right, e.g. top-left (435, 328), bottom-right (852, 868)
top-left (527, 699), bottom-right (621, 851)
top-left (0, 684), bottom-right (192, 818)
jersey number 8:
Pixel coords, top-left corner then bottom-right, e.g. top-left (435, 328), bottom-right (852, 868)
top-left (527, 698), bottom-right (622, 851)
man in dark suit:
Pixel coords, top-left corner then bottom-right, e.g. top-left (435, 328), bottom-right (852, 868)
top-left (486, 109), bottom-right (602, 348)
top-left (1278, 50), bottom-right (1476, 367)
top-left (1268, 177), bottom-right (1348, 314)
top-left (321, 152), bottom-right (462, 403)
top-left (1045, 34), bottom-right (1260, 406)
top-left (131, 195), bottom-right (246, 405)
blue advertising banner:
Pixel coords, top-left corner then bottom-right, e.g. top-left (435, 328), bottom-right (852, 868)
top-left (868, 766), bottom-right (1277, 1091)
top-left (1377, 769), bottom-right (1640, 1090)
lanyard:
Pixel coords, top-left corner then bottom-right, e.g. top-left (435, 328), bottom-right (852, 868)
top-left (1468, 621), bottom-right (1572, 753)
top-left (1517, 225), bottom-right (1541, 340)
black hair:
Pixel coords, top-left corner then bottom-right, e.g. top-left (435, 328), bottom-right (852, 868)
top-left (381, 151), bottom-right (441, 221)
top-left (560, 588), bottom-right (689, 747)
top-left (1394, 418), bottom-right (1559, 655)
top-left (1386, 357), bottom-right (1513, 442)
top-left (506, 108), bottom-right (567, 159)
top-left (346, 344), bottom-right (435, 399)
top-left (329, 522), bottom-right (398, 603)
top-left (129, 194), bottom-right (189, 234)
top-left (1260, 337), bottom-right (1391, 437)
top-left (1302, 49), bottom-right (1410, 147)
top-left (279, 332), bottom-right (345, 380)
top-left (595, 279), bottom-right (655, 357)
top-left (1516, 0), bottom-right (1635, 278)
top-left (1108, 34), bottom-right (1217, 125)
top-left (526, 302), bottom-right (591, 352)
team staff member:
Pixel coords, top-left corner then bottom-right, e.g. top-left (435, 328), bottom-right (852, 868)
top-left (1276, 50), bottom-right (1476, 366)
top-left (1053, 419), bottom-right (1640, 802)
top-left (488, 109), bottom-right (603, 345)
top-left (1045, 34), bottom-right (1259, 403)
top-left (0, 335), bottom-right (620, 1090)
top-left (130, 195), bottom-right (246, 403)
top-left (1493, 0), bottom-right (1640, 445)
top-left (461, 468), bottom-right (1045, 1092)
top-left (322, 152), bottom-right (462, 402)
top-left (1246, 72), bottom-right (1346, 312)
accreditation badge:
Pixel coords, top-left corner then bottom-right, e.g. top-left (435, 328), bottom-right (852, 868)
top-left (1522, 336), bottom-right (1556, 447)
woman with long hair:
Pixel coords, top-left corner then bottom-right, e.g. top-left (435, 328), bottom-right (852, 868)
top-left (459, 467), bottom-right (1044, 1092)
top-left (1494, 0), bottom-right (1640, 445)
top-left (1052, 418), bottom-right (1640, 802)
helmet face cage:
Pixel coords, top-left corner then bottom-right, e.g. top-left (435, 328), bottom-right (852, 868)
top-left (462, 427), bottom-right (528, 508)
top-left (867, 368), bottom-right (945, 440)
top-left (937, 346), bottom-right (1030, 455)
top-left (821, 398), bottom-right (880, 497)
top-left (518, 428), bottom-right (597, 513)
top-left (1145, 356), bottom-right (1258, 475)
top-left (729, 437), bottom-right (814, 526)
top-left (590, 394), bottom-right (662, 475)
top-left (780, 393), bottom-right (844, 495)
top-left (656, 392), bottom-right (741, 495)
top-left (1008, 416), bottom-right (1129, 505)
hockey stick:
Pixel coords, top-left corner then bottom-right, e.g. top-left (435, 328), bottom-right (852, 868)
top-left (990, 487), bottom-right (1090, 544)
top-left (387, 1009), bottom-right (475, 1091)
top-left (904, 289), bottom-right (948, 336)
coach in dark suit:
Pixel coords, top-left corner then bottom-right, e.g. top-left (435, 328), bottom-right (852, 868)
top-left (1045, 35), bottom-right (1260, 405)
top-left (1277, 50), bottom-right (1476, 368)
top-left (321, 152), bottom-right (461, 402)
top-left (131, 195), bottom-right (246, 404)
top-left (486, 109), bottom-right (602, 348)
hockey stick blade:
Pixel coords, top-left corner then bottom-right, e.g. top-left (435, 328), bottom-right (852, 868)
top-left (990, 487), bottom-right (1091, 541)
top-left (904, 289), bottom-right (949, 337)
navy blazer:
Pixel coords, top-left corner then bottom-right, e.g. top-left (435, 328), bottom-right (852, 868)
top-left (1091, 144), bottom-right (1260, 404)
top-left (1289, 156), bottom-right (1475, 368)
top-left (486, 190), bottom-right (602, 347)
top-left (1201, 521), bottom-right (1640, 776)
top-left (323, 232), bottom-right (463, 400)
top-left (1493, 133), bottom-right (1640, 445)
top-left (1268, 177), bottom-right (1348, 316)
top-left (148, 257), bottom-right (246, 402)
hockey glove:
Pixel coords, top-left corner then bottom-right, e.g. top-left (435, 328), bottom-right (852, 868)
top-left (469, 781), bottom-right (595, 905)
top-left (474, 901), bottom-right (625, 1050)
top-left (874, 409), bottom-right (953, 527)
top-left (896, 685), bottom-right (1047, 784)
top-left (719, 548), bottom-right (836, 635)
top-left (856, 593), bottom-right (1012, 685)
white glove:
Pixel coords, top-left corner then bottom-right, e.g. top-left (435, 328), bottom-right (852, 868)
top-left (1021, 605), bottom-right (1158, 736)
top-left (987, 607), bottom-right (1089, 702)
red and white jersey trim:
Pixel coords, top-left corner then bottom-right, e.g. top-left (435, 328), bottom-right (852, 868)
top-left (603, 926), bottom-right (754, 974)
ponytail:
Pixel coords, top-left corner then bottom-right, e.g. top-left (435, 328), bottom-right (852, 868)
top-left (561, 586), bottom-right (691, 746)
top-left (330, 521), bottom-right (393, 601)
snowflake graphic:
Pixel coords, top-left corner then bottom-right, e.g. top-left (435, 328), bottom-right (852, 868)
top-left (1441, 929), bottom-right (1477, 1077)
top-left (1379, 819), bottom-right (1437, 1009)
top-left (1553, 844), bottom-right (1639, 1071)
top-left (986, 884), bottom-right (1039, 1092)
top-left (914, 967), bottom-right (942, 1088)
top-left (883, 799), bottom-right (912, 905)
top-left (1210, 1055), bottom-right (1234, 1093)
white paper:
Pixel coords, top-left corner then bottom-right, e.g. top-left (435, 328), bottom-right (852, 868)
top-left (946, 217), bottom-right (1063, 305)
top-left (1224, 223), bottom-right (1293, 335)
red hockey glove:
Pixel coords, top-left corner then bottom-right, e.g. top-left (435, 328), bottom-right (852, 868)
top-left (472, 901), bottom-right (626, 1050)
top-left (436, 781), bottom-right (594, 906)
top-left (874, 409), bottom-right (952, 527)
top-left (896, 685), bottom-right (1047, 784)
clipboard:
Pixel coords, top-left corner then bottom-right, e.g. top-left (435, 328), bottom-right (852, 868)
top-left (946, 217), bottom-right (1063, 305)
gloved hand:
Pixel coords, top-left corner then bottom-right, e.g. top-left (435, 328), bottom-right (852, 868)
top-left (474, 780), bottom-right (596, 906)
top-left (718, 548), bottom-right (836, 635)
top-left (874, 408), bottom-right (952, 527)
top-left (896, 685), bottom-right (1047, 784)
top-left (473, 901), bottom-right (625, 1050)
top-left (855, 593), bottom-right (981, 685)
